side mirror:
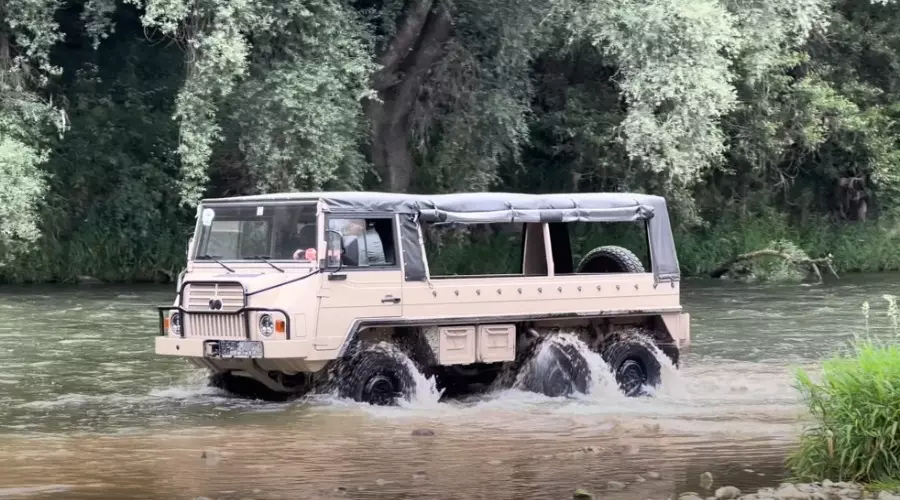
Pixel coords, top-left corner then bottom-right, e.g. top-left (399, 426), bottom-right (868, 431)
top-left (186, 236), bottom-right (194, 261)
top-left (324, 229), bottom-right (345, 273)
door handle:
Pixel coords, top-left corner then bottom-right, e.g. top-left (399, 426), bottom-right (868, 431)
top-left (381, 295), bottom-right (401, 304)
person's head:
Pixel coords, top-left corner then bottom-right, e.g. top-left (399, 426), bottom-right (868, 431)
top-left (344, 219), bottom-right (366, 236)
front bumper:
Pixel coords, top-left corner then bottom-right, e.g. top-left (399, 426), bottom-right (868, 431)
top-left (155, 337), bottom-right (311, 359)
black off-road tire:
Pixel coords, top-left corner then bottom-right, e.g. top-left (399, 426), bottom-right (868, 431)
top-left (516, 340), bottom-right (592, 398)
top-left (576, 245), bottom-right (645, 274)
top-left (337, 347), bottom-right (417, 406)
top-left (601, 338), bottom-right (662, 397)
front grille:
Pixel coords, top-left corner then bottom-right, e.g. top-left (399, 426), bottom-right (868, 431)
top-left (181, 283), bottom-right (247, 338)
top-left (183, 283), bottom-right (244, 311)
top-left (185, 313), bottom-right (246, 339)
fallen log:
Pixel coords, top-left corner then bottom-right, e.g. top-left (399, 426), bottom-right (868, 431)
top-left (710, 249), bottom-right (839, 283)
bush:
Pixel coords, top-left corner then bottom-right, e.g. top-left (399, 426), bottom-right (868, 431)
top-left (788, 295), bottom-right (900, 484)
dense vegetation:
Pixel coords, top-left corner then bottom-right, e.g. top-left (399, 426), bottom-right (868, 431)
top-left (5, 0), bottom-right (900, 282)
top-left (789, 297), bottom-right (900, 486)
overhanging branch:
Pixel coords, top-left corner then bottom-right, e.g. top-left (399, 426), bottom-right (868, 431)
top-left (711, 249), bottom-right (840, 284)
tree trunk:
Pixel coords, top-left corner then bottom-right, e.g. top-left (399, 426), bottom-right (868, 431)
top-left (367, 94), bottom-right (416, 192)
top-left (367, 0), bottom-right (453, 193)
top-left (0, 32), bottom-right (9, 66)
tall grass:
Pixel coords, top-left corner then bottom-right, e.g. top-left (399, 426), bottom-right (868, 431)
top-left (787, 295), bottom-right (900, 484)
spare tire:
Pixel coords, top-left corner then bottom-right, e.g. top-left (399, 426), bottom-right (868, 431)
top-left (576, 245), bottom-right (645, 274)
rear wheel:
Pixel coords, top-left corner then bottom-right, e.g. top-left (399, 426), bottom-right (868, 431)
top-left (337, 345), bottom-right (417, 406)
top-left (601, 338), bottom-right (662, 397)
top-left (515, 339), bottom-right (591, 398)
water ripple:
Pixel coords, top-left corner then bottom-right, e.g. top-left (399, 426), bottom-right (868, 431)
top-left (0, 274), bottom-right (896, 498)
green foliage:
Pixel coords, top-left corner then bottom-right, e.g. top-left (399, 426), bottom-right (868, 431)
top-left (3, 0), bottom-right (64, 79)
top-left (126, 0), bottom-right (375, 205)
top-left (0, 3), bottom-right (193, 283)
top-left (0, 0), bottom-right (69, 266)
top-left (788, 295), bottom-right (900, 483)
top-left (410, 0), bottom-right (550, 193)
top-left (6, 0), bottom-right (900, 281)
top-left (551, 0), bottom-right (831, 219)
top-left (230, 0), bottom-right (376, 193)
top-left (558, 0), bottom-right (740, 203)
top-left (0, 135), bottom-right (47, 263)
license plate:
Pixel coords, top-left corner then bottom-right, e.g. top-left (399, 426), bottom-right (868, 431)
top-left (206, 340), bottom-right (264, 358)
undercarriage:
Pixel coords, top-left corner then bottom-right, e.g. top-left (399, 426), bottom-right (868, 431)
top-left (204, 319), bottom-right (680, 406)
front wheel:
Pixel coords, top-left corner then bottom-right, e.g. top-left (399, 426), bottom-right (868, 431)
top-left (601, 339), bottom-right (662, 397)
top-left (337, 345), bottom-right (417, 406)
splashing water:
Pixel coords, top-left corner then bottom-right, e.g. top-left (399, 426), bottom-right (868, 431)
top-left (536, 333), bottom-right (623, 399)
top-left (513, 332), bottom-right (686, 402)
top-left (314, 341), bottom-right (444, 408)
top-left (396, 347), bottom-right (444, 409)
top-left (636, 337), bottom-right (689, 399)
top-left (329, 332), bottom-right (686, 411)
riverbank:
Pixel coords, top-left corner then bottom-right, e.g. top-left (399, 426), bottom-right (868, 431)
top-left (4, 211), bottom-right (900, 285)
top-left (574, 479), bottom-right (900, 500)
top-left (686, 480), bottom-right (900, 500)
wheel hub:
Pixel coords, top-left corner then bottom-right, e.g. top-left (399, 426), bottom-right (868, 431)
top-left (364, 374), bottom-right (397, 405)
top-left (616, 359), bottom-right (646, 396)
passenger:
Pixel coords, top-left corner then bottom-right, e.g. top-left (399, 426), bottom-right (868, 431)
top-left (364, 221), bottom-right (386, 265)
top-left (343, 219), bottom-right (386, 266)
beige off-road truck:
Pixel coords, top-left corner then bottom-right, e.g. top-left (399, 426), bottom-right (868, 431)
top-left (155, 191), bottom-right (690, 405)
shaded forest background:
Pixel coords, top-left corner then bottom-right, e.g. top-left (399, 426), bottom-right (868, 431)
top-left (4, 0), bottom-right (900, 283)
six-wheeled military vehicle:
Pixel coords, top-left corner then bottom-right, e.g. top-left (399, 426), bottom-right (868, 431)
top-left (155, 192), bottom-right (690, 405)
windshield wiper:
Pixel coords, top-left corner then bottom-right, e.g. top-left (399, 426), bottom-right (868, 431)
top-left (197, 254), bottom-right (235, 273)
top-left (245, 256), bottom-right (284, 273)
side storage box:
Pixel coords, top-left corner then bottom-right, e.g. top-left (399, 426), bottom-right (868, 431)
top-left (439, 326), bottom-right (476, 365)
top-left (477, 324), bottom-right (516, 363)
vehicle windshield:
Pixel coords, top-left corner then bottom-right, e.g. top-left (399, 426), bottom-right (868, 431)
top-left (193, 203), bottom-right (318, 261)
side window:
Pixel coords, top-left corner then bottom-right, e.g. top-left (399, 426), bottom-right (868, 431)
top-left (326, 217), bottom-right (396, 268)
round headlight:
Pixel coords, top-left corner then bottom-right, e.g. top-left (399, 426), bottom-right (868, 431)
top-left (170, 312), bottom-right (181, 336)
top-left (258, 314), bottom-right (274, 337)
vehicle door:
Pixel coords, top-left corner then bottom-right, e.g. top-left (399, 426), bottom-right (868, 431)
top-left (313, 213), bottom-right (404, 351)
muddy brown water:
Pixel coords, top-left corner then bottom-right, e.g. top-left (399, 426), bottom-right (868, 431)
top-left (0, 274), bottom-right (896, 499)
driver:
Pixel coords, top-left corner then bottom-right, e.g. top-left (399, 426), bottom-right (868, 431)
top-left (289, 224), bottom-right (317, 260)
top-left (275, 210), bottom-right (316, 260)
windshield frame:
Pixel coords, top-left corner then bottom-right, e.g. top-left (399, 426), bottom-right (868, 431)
top-left (190, 200), bottom-right (322, 263)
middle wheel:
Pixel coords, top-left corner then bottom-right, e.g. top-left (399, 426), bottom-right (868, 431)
top-left (515, 339), bottom-right (592, 398)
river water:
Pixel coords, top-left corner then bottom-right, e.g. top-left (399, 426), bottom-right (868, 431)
top-left (0, 273), bottom-right (896, 499)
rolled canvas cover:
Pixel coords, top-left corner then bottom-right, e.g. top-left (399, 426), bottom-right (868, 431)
top-left (200, 191), bottom-right (681, 282)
